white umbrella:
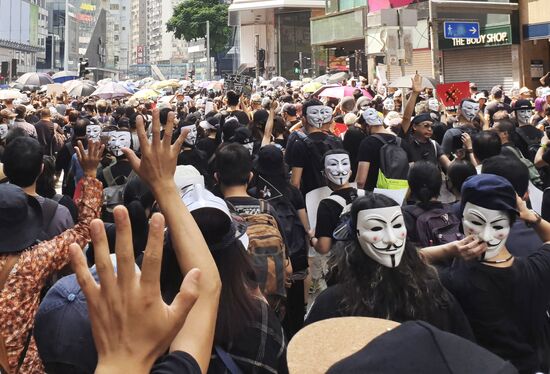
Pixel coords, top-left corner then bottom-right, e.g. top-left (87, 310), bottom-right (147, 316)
top-left (313, 74), bottom-right (330, 84)
top-left (327, 72), bottom-right (349, 84)
top-left (389, 74), bottom-right (436, 89)
top-left (52, 71), bottom-right (79, 83)
top-left (0, 89), bottom-right (24, 100)
top-left (90, 82), bottom-right (132, 99)
top-left (270, 76), bottom-right (287, 88)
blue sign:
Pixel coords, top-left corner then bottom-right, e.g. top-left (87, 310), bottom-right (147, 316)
top-left (444, 22), bottom-right (480, 39)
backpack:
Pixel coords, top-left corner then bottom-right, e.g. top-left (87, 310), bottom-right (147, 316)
top-left (504, 145), bottom-right (544, 189)
top-left (372, 134), bottom-right (409, 190)
top-left (516, 126), bottom-right (542, 162)
top-left (405, 204), bottom-right (463, 247)
top-left (38, 198), bottom-right (59, 241)
top-left (102, 166), bottom-right (134, 216)
top-left (325, 189), bottom-right (365, 241)
top-left (227, 200), bottom-right (288, 301)
top-left (301, 134), bottom-right (343, 187)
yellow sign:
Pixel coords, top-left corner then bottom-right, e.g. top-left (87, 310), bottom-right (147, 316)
top-left (80, 3), bottom-right (96, 11)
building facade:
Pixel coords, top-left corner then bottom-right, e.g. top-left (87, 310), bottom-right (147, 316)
top-left (519, 0), bottom-right (550, 89)
top-left (145, 0), bottom-right (187, 64)
top-left (105, 0), bottom-right (130, 76)
top-left (228, 0), bottom-right (325, 78)
top-left (0, 0), bottom-right (48, 78)
top-left (129, 0), bottom-right (147, 65)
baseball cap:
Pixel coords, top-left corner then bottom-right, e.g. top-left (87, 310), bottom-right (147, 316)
top-left (491, 85), bottom-right (503, 97)
top-left (519, 87), bottom-right (532, 96)
top-left (512, 99), bottom-right (534, 111)
top-left (474, 92), bottom-right (487, 102)
top-left (383, 111), bottom-right (401, 127)
top-left (469, 82), bottom-right (478, 89)
top-left (411, 113), bottom-right (434, 126)
top-left (174, 165), bottom-right (204, 190)
top-left (255, 144), bottom-right (286, 177)
top-left (460, 174), bottom-right (519, 217)
top-left (343, 112), bottom-right (357, 126)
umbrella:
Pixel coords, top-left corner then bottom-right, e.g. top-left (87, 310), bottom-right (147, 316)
top-left (16, 72), bottom-right (54, 86)
top-left (63, 80), bottom-right (96, 97)
top-left (121, 81), bottom-right (138, 94)
top-left (389, 74), bottom-right (436, 89)
top-left (207, 81), bottom-right (223, 91)
top-left (0, 89), bottom-right (25, 100)
top-left (318, 86), bottom-right (373, 99)
top-left (270, 76), bottom-right (287, 88)
top-left (260, 80), bottom-right (273, 88)
top-left (302, 82), bottom-right (322, 93)
top-left (313, 74), bottom-right (330, 84)
top-left (290, 80), bottom-right (302, 89)
top-left (327, 72), bottom-right (349, 84)
top-left (52, 71), bottom-right (79, 83)
top-left (97, 78), bottom-right (114, 86)
top-left (132, 88), bottom-right (161, 100)
top-left (90, 82), bottom-right (132, 99)
top-left (151, 79), bottom-right (180, 90)
top-left (302, 77), bottom-right (312, 83)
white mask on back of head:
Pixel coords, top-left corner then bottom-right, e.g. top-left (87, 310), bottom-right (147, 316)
top-left (324, 153), bottom-right (351, 186)
top-left (362, 108), bottom-right (383, 126)
top-left (356, 206), bottom-right (407, 268)
top-left (306, 105), bottom-right (333, 128)
top-left (462, 202), bottom-right (511, 260)
top-left (428, 98), bottom-right (440, 112)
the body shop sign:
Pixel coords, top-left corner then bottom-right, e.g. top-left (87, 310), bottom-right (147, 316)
top-left (440, 25), bottom-right (512, 49)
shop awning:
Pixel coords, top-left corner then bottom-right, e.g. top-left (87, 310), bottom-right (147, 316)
top-left (228, 0), bottom-right (324, 12)
top-left (431, 0), bottom-right (518, 14)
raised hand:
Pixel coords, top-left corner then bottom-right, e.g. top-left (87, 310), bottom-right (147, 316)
top-left (411, 72), bottom-right (423, 93)
top-left (75, 139), bottom-right (104, 178)
top-left (70, 206), bottom-right (201, 373)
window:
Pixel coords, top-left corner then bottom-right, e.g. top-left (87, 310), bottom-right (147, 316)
top-left (110, 4), bottom-right (119, 10)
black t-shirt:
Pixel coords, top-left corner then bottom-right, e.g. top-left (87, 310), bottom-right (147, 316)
top-left (151, 351), bottom-right (201, 374)
top-left (305, 283), bottom-right (474, 341)
top-left (515, 125), bottom-right (542, 160)
top-left (439, 246), bottom-right (550, 374)
top-left (485, 101), bottom-right (512, 125)
top-left (196, 137), bottom-right (218, 160)
top-left (286, 132), bottom-right (343, 195)
top-left (97, 160), bottom-right (133, 187)
top-left (227, 110), bottom-right (250, 126)
top-left (343, 127), bottom-right (366, 181)
top-left (177, 148), bottom-right (209, 179)
top-left (315, 187), bottom-right (358, 239)
top-left (357, 133), bottom-right (405, 191)
top-left (404, 136), bottom-right (443, 164)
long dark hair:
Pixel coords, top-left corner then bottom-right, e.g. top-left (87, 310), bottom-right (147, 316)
top-left (333, 194), bottom-right (450, 321)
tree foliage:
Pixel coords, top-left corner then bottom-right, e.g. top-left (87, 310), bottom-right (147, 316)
top-left (167, 0), bottom-right (231, 54)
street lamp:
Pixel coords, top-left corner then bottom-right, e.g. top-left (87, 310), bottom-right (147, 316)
top-left (48, 34), bottom-right (60, 70)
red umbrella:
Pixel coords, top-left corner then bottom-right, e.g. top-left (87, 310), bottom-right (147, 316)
top-left (318, 86), bottom-right (373, 99)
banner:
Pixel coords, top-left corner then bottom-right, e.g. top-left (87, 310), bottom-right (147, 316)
top-left (436, 81), bottom-right (470, 108)
top-left (223, 74), bottom-right (253, 97)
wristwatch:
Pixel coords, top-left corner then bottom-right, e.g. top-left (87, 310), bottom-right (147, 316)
top-left (526, 210), bottom-right (542, 228)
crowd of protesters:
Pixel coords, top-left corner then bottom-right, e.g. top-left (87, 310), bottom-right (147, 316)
top-left (1, 71), bottom-right (550, 373)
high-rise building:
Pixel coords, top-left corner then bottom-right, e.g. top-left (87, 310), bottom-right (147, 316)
top-left (145, 0), bottom-right (187, 64)
top-left (129, 0), bottom-right (146, 65)
top-left (105, 0), bottom-right (130, 75)
top-left (0, 0), bottom-right (48, 77)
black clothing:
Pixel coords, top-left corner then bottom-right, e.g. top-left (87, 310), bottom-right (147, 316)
top-left (177, 148), bottom-right (210, 182)
top-left (515, 125), bottom-right (542, 160)
top-left (226, 110), bottom-right (250, 126)
top-left (440, 246), bottom-right (550, 374)
top-left (305, 283), bottom-right (474, 341)
top-left (342, 127), bottom-right (366, 181)
top-left (97, 160), bottom-right (133, 187)
top-left (152, 351), bottom-right (201, 374)
top-left (356, 133), bottom-right (405, 191)
top-left (315, 187), bottom-right (358, 239)
top-left (404, 137), bottom-right (443, 164)
top-left (485, 101), bottom-right (512, 125)
top-left (34, 119), bottom-right (54, 155)
top-left (506, 220), bottom-right (544, 258)
top-left (196, 137), bottom-right (218, 160)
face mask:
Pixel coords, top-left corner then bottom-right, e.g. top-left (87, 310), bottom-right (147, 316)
top-left (242, 141), bottom-right (254, 155)
top-left (86, 125), bottom-right (101, 141)
top-left (460, 101), bottom-right (480, 122)
top-left (428, 98), bottom-right (440, 113)
top-left (0, 124), bottom-right (7, 140)
top-left (182, 125), bottom-right (198, 145)
top-left (324, 153), bottom-right (351, 186)
top-left (462, 202), bottom-right (511, 260)
top-left (516, 109), bottom-right (532, 125)
top-left (356, 206), bottom-right (407, 268)
top-left (362, 108), bottom-right (383, 126)
top-left (107, 131), bottom-right (131, 157)
top-left (383, 98), bottom-right (395, 111)
top-left (306, 105), bottom-right (333, 128)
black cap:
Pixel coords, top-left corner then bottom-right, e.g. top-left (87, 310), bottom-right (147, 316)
top-left (256, 144), bottom-right (286, 176)
top-left (327, 321), bottom-right (518, 374)
top-left (512, 99), bottom-right (534, 111)
top-left (460, 174), bottom-right (519, 217)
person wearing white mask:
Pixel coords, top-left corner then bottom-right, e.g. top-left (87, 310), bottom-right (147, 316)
top-left (421, 174), bottom-right (550, 374)
top-left (304, 193), bottom-right (474, 340)
top-left (312, 150), bottom-right (360, 255)
top-left (441, 99), bottom-right (481, 157)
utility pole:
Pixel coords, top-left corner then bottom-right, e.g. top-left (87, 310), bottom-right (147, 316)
top-left (254, 34), bottom-right (259, 85)
top-left (299, 51), bottom-right (303, 80)
top-left (63, 0), bottom-right (69, 71)
top-left (397, 9), bottom-right (406, 77)
top-left (206, 20), bottom-right (211, 80)
top-left (429, 0), bottom-right (442, 83)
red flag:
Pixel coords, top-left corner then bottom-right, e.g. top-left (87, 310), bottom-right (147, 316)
top-left (368, 0), bottom-right (391, 12)
top-left (436, 82), bottom-right (470, 108)
top-left (389, 0), bottom-right (415, 7)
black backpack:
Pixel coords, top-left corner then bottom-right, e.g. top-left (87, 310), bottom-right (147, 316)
top-left (301, 134), bottom-right (343, 187)
top-left (404, 204), bottom-right (463, 247)
top-left (372, 134), bottom-right (409, 188)
top-left (516, 127), bottom-right (543, 162)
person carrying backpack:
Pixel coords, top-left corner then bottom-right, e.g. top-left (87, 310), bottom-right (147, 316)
top-left (287, 98), bottom-right (343, 195)
top-left (513, 99), bottom-right (542, 162)
top-left (403, 161), bottom-right (462, 249)
top-left (215, 143), bottom-right (292, 318)
top-left (356, 108), bottom-right (410, 191)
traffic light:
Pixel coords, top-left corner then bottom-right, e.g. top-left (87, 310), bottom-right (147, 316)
top-left (78, 58), bottom-right (89, 78)
top-left (258, 48), bottom-right (265, 75)
top-left (293, 60), bottom-right (300, 75)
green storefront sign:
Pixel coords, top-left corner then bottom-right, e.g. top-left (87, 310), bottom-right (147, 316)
top-left (439, 24), bottom-right (512, 50)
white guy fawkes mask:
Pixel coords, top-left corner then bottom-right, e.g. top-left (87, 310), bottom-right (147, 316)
top-left (428, 98), bottom-right (440, 113)
top-left (86, 124), bottom-right (101, 141)
top-left (306, 105), bottom-right (333, 128)
top-left (0, 124), bottom-right (8, 140)
top-left (460, 101), bottom-right (480, 122)
top-left (182, 125), bottom-right (198, 145)
top-left (362, 108), bottom-right (383, 126)
top-left (356, 206), bottom-right (407, 268)
top-left (462, 202), bottom-right (511, 260)
top-left (324, 153), bottom-right (351, 186)
top-left (242, 140), bottom-right (254, 155)
top-left (107, 131), bottom-right (131, 157)
top-left (516, 109), bottom-right (532, 125)
top-left (383, 98), bottom-right (395, 111)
